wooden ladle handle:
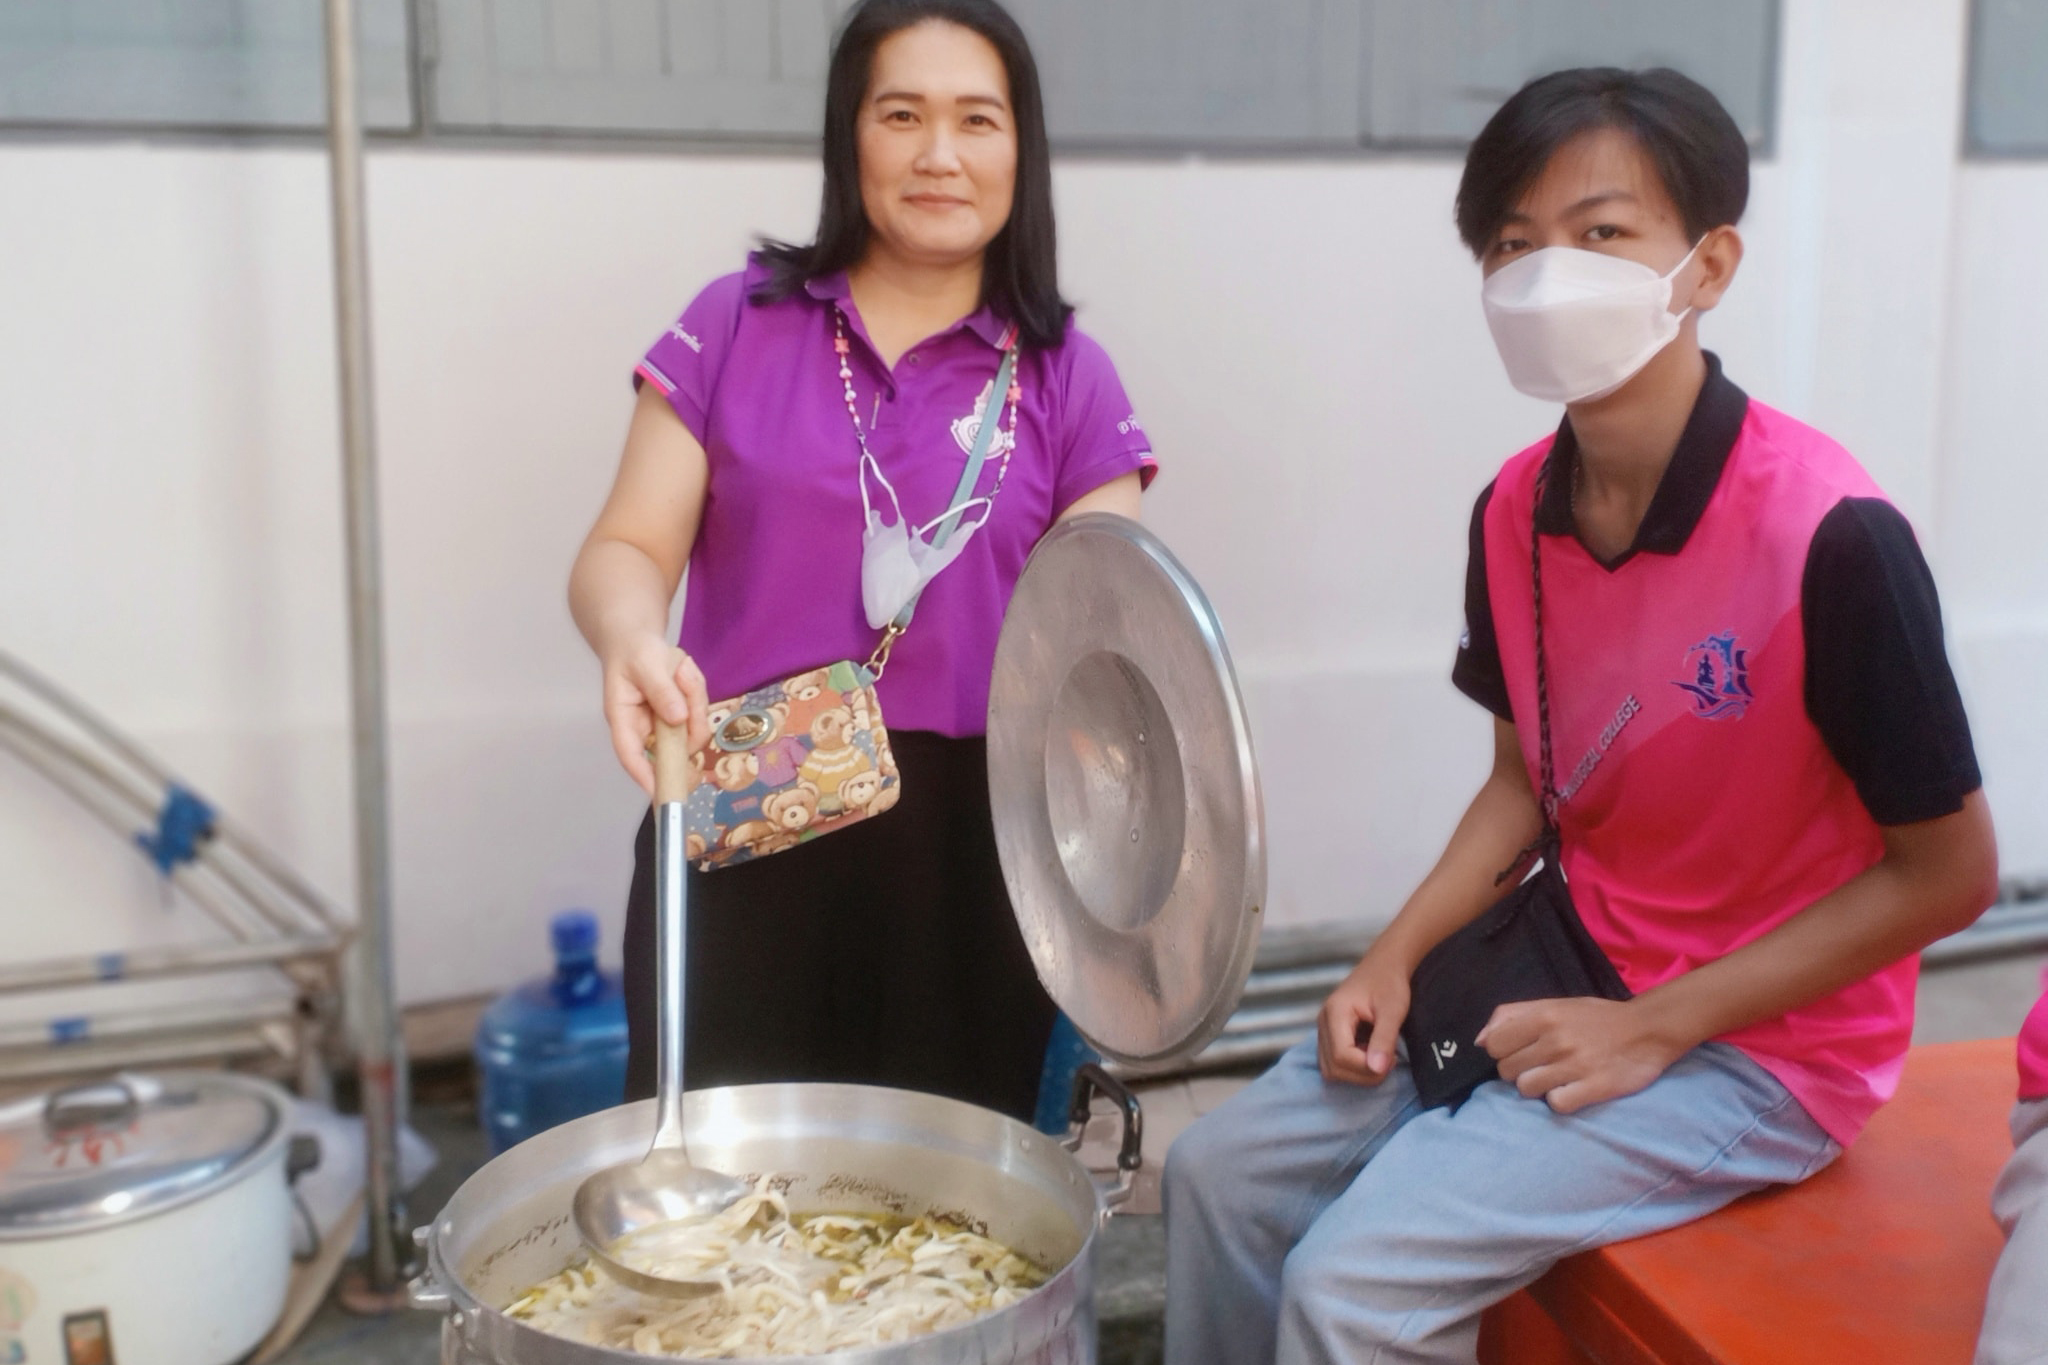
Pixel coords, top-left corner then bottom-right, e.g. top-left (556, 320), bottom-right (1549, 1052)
top-left (651, 718), bottom-right (698, 807)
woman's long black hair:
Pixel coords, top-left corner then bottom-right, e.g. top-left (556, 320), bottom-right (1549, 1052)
top-left (751, 0), bottom-right (1070, 350)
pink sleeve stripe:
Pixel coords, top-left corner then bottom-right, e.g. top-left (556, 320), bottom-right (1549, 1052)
top-left (635, 360), bottom-right (677, 395)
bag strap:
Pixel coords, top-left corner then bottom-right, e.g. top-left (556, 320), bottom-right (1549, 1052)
top-left (1494, 454), bottom-right (1564, 886)
top-left (875, 341), bottom-right (1020, 656)
top-left (1529, 457), bottom-right (1561, 832)
top-left (926, 338), bottom-right (1020, 561)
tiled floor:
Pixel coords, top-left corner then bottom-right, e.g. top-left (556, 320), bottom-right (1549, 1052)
top-left (272, 950), bottom-right (2045, 1363)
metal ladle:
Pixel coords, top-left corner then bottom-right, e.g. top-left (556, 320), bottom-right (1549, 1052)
top-left (572, 719), bottom-right (748, 1297)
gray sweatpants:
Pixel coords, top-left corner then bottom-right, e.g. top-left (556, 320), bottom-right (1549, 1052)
top-left (1978, 1096), bottom-right (2048, 1365)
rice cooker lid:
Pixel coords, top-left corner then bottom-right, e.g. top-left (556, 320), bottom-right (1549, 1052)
top-left (0, 1071), bottom-right (284, 1236)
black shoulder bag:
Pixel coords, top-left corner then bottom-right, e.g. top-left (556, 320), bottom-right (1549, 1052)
top-left (1397, 464), bottom-right (1632, 1110)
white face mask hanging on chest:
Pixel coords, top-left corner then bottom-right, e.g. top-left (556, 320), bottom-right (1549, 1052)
top-left (1481, 242), bottom-right (1702, 404)
top-left (858, 451), bottom-right (993, 631)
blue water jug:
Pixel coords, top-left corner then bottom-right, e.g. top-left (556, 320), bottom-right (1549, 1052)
top-left (475, 910), bottom-right (630, 1155)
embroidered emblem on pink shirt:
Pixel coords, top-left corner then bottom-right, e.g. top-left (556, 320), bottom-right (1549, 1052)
top-left (1675, 631), bottom-right (1754, 720)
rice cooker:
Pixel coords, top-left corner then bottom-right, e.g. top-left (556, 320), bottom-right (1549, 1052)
top-left (0, 1071), bottom-right (305, 1365)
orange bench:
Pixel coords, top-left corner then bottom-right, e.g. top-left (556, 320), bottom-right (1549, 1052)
top-left (1478, 1037), bottom-right (2017, 1365)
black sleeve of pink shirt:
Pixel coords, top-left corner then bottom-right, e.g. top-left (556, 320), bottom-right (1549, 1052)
top-left (1448, 489), bottom-right (1982, 826)
top-left (1801, 497), bottom-right (1982, 825)
top-left (1451, 481), bottom-right (1516, 723)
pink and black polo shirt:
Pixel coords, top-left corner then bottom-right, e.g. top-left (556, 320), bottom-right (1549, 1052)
top-left (1454, 355), bottom-right (1982, 1144)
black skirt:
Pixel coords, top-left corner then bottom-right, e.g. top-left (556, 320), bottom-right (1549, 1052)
top-left (622, 730), bottom-right (1057, 1122)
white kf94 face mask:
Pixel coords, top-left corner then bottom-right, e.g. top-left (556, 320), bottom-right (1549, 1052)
top-left (1480, 241), bottom-right (1702, 404)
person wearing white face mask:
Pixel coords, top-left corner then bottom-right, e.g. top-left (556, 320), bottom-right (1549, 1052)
top-left (567, 0), bottom-right (1153, 1124)
top-left (1479, 236), bottom-right (1703, 405)
top-left (1164, 67), bottom-right (1997, 1365)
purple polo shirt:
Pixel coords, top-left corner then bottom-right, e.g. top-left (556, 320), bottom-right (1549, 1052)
top-left (635, 255), bottom-right (1155, 737)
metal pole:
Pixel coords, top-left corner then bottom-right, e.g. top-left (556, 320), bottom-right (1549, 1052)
top-left (323, 0), bottom-right (408, 1300)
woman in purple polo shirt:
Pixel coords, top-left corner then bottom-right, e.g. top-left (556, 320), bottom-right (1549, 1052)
top-left (567, 0), bottom-right (1153, 1122)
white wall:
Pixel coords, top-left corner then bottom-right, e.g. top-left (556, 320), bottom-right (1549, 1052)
top-left (2, 0), bottom-right (2041, 1020)
top-left (1940, 162), bottom-right (2048, 875)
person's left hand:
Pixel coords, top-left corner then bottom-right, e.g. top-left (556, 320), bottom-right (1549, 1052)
top-left (1478, 997), bottom-right (1686, 1114)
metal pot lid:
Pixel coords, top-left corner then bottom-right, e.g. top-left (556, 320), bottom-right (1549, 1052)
top-left (0, 1071), bottom-right (285, 1236)
top-left (988, 514), bottom-right (1265, 1069)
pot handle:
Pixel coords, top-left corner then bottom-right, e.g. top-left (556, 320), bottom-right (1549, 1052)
top-left (406, 1274), bottom-right (454, 1313)
top-left (408, 1265), bottom-right (454, 1314)
top-left (406, 1226), bottom-right (457, 1313)
top-left (1063, 1064), bottom-right (1143, 1215)
top-left (44, 1078), bottom-right (141, 1135)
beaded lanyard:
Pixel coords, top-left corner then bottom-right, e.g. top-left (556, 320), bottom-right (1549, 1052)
top-left (833, 307), bottom-right (1024, 518)
top-left (833, 307), bottom-right (1022, 674)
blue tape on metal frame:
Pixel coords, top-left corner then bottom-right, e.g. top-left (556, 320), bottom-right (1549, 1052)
top-left (135, 783), bottom-right (217, 877)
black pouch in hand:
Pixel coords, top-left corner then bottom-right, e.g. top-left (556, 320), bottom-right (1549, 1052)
top-left (1397, 841), bottom-right (1630, 1110)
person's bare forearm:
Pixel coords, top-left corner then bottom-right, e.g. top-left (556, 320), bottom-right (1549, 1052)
top-left (1482, 793), bottom-right (1998, 1114)
top-left (1636, 792), bottom-right (1999, 1053)
top-left (570, 536), bottom-right (674, 663)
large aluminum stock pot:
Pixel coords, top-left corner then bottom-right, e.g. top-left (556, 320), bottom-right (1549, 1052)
top-left (411, 1072), bottom-right (1141, 1364)
top-left (411, 516), bottom-right (1260, 1363)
